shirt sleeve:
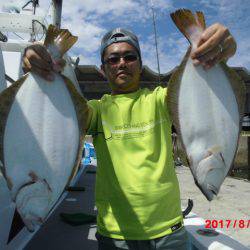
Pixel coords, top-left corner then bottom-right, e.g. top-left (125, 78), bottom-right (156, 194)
top-left (155, 86), bottom-right (168, 107)
top-left (87, 99), bottom-right (100, 135)
top-left (154, 86), bottom-right (171, 122)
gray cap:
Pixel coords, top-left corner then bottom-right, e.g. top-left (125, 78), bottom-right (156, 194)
top-left (100, 28), bottom-right (141, 63)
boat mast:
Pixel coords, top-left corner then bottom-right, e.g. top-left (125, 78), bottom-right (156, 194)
top-left (22, 0), bottom-right (39, 41)
top-left (22, 0), bottom-right (39, 14)
top-left (150, 0), bottom-right (161, 85)
top-left (52, 0), bottom-right (63, 29)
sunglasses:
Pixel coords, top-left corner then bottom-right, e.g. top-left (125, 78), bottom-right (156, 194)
top-left (104, 53), bottom-right (139, 65)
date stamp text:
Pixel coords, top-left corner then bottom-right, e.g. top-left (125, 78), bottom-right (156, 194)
top-left (205, 219), bottom-right (250, 229)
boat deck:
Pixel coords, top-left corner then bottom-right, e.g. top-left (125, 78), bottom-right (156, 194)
top-left (24, 165), bottom-right (98, 250)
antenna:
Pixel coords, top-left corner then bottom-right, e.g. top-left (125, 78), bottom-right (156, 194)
top-left (22, 0), bottom-right (40, 41)
top-left (22, 0), bottom-right (39, 15)
top-left (150, 0), bottom-right (161, 85)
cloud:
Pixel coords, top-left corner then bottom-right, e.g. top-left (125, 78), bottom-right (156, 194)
top-left (60, 0), bottom-right (175, 70)
top-left (62, 18), bottom-right (105, 53)
top-left (141, 32), bottom-right (189, 73)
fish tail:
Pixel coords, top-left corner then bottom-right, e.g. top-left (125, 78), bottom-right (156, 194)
top-left (44, 25), bottom-right (78, 57)
top-left (170, 9), bottom-right (206, 44)
top-left (196, 11), bottom-right (206, 30)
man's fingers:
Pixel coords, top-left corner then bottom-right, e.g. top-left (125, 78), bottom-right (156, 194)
top-left (29, 56), bottom-right (53, 72)
top-left (25, 46), bottom-right (53, 71)
top-left (23, 44), bottom-right (54, 78)
top-left (196, 25), bottom-right (217, 48)
top-left (23, 44), bottom-right (67, 80)
top-left (190, 22), bottom-right (237, 70)
top-left (23, 57), bottom-right (32, 71)
top-left (220, 36), bottom-right (237, 59)
top-left (193, 45), bottom-right (222, 65)
top-left (193, 35), bottom-right (236, 68)
top-left (191, 23), bottom-right (230, 59)
top-left (192, 30), bottom-right (221, 58)
top-left (27, 44), bottom-right (52, 65)
top-left (23, 54), bottom-right (54, 81)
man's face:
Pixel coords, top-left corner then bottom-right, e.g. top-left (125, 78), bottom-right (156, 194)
top-left (101, 42), bottom-right (142, 94)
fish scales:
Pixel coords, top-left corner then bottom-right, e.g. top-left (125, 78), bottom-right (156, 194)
top-left (167, 9), bottom-right (246, 201)
top-left (0, 25), bottom-right (90, 231)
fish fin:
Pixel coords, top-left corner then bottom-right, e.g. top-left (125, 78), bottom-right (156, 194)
top-left (15, 180), bottom-right (51, 231)
top-left (218, 63), bottom-right (246, 177)
top-left (44, 25), bottom-right (78, 56)
top-left (0, 74), bottom-right (28, 174)
top-left (170, 9), bottom-right (205, 44)
top-left (217, 64), bottom-right (246, 178)
top-left (220, 62), bottom-right (246, 122)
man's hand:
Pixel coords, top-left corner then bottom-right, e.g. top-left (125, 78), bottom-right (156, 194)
top-left (191, 23), bottom-right (237, 69)
top-left (22, 44), bottom-right (66, 81)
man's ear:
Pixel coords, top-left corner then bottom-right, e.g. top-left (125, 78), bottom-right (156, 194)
top-left (100, 64), bottom-right (106, 78)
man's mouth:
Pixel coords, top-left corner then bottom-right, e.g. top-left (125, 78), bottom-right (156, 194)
top-left (117, 71), bottom-right (130, 77)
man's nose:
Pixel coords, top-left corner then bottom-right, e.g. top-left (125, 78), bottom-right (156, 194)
top-left (117, 57), bottom-right (126, 67)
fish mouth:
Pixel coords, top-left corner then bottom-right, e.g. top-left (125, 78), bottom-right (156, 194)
top-left (195, 179), bottom-right (218, 201)
top-left (13, 181), bottom-right (36, 201)
top-left (205, 184), bottom-right (219, 201)
top-left (15, 179), bottom-right (53, 231)
top-left (13, 177), bottom-right (52, 202)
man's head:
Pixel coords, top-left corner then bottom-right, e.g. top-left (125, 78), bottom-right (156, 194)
top-left (100, 28), bottom-right (142, 95)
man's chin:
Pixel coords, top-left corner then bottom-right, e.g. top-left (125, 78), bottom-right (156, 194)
top-left (114, 79), bottom-right (131, 88)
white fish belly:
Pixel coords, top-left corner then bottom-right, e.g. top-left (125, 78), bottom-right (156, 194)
top-left (3, 73), bottom-right (79, 229)
top-left (179, 59), bottom-right (239, 199)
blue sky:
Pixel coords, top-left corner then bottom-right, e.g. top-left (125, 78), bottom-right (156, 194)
top-left (1, 0), bottom-right (250, 73)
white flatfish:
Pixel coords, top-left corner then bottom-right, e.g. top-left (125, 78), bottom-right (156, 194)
top-left (0, 25), bottom-right (90, 231)
top-left (167, 9), bottom-right (246, 201)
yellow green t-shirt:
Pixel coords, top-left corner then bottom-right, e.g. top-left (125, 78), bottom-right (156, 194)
top-left (87, 86), bottom-right (183, 240)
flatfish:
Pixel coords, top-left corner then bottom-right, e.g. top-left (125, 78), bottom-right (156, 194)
top-left (0, 25), bottom-right (90, 231)
top-left (167, 9), bottom-right (246, 201)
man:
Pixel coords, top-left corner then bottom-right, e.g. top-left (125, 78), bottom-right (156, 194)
top-left (23, 23), bottom-right (236, 249)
